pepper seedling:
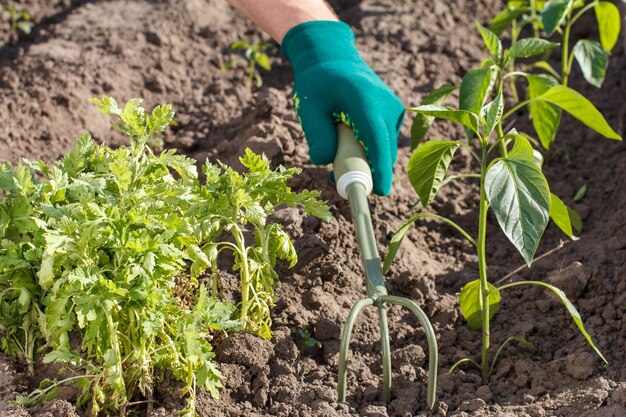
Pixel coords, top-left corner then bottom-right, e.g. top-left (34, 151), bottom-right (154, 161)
top-left (221, 40), bottom-right (274, 88)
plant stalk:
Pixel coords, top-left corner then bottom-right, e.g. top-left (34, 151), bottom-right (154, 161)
top-left (561, 13), bottom-right (572, 86)
top-left (477, 150), bottom-right (491, 381)
top-left (239, 252), bottom-right (250, 322)
top-left (496, 75), bottom-right (508, 158)
top-left (530, 0), bottom-right (540, 37)
top-left (24, 324), bottom-right (35, 375)
top-left (508, 20), bottom-right (520, 102)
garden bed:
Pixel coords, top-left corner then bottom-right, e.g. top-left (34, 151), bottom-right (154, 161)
top-left (1, 0), bottom-right (625, 416)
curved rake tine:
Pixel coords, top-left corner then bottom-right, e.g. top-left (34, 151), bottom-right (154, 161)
top-left (380, 295), bottom-right (438, 409)
top-left (338, 297), bottom-right (373, 402)
top-left (378, 302), bottom-right (392, 403)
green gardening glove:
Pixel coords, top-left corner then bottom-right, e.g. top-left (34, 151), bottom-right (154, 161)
top-left (281, 20), bottom-right (405, 196)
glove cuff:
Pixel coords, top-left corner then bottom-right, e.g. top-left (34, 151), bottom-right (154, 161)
top-left (281, 21), bottom-right (361, 74)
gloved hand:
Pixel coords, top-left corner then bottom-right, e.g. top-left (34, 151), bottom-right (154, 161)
top-left (281, 20), bottom-right (405, 196)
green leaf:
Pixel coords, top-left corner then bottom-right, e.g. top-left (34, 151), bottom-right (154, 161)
top-left (490, 7), bottom-right (526, 35)
top-left (595, 2), bottom-right (621, 52)
top-left (459, 66), bottom-right (496, 137)
top-left (530, 60), bottom-right (561, 79)
top-left (535, 85), bottom-right (621, 140)
top-left (407, 140), bottom-right (460, 207)
top-left (509, 38), bottom-right (559, 58)
top-left (410, 84), bottom-right (458, 149)
top-left (255, 53), bottom-right (271, 71)
top-left (572, 39), bottom-right (609, 88)
top-left (408, 105), bottom-right (479, 136)
top-left (148, 104), bottom-right (175, 134)
top-left (460, 66), bottom-right (496, 116)
top-left (481, 92), bottom-right (503, 138)
top-left (44, 348), bottom-right (81, 365)
top-left (476, 22), bottom-right (502, 59)
top-left (109, 160), bottom-right (132, 191)
top-left (527, 74), bottom-right (562, 149)
top-left (500, 280), bottom-right (607, 363)
top-left (17, 21), bottom-right (31, 34)
top-left (573, 184), bottom-right (587, 202)
top-left (37, 256), bottom-right (54, 288)
top-left (143, 252), bottom-right (156, 274)
top-left (459, 279), bottom-right (500, 330)
top-left (188, 245), bottom-right (210, 280)
top-left (508, 134), bottom-right (535, 161)
top-left (568, 206), bottom-right (583, 232)
top-left (485, 158), bottom-right (551, 265)
top-left (383, 212), bottom-right (429, 273)
top-left (231, 41), bottom-right (250, 50)
top-left (90, 96), bottom-right (121, 116)
top-left (270, 228), bottom-right (297, 268)
top-left (550, 193), bottom-right (579, 239)
top-left (18, 288), bottom-right (31, 314)
top-left (541, 0), bottom-right (572, 35)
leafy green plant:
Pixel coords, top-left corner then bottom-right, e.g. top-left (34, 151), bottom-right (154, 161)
top-left (3, 4), bottom-right (32, 36)
top-left (221, 40), bottom-right (273, 88)
top-left (196, 150), bottom-right (331, 339)
top-left (387, 22), bottom-right (620, 380)
top-left (0, 97), bottom-right (329, 415)
top-left (489, 0), bottom-right (621, 150)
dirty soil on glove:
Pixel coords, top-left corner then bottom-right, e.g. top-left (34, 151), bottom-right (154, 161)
top-left (1, 0), bottom-right (626, 416)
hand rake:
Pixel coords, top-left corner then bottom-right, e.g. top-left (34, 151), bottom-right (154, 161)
top-left (332, 124), bottom-right (438, 409)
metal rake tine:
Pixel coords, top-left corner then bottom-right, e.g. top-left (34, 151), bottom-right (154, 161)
top-left (380, 294), bottom-right (438, 410)
top-left (338, 297), bottom-right (373, 402)
top-left (377, 301), bottom-right (392, 403)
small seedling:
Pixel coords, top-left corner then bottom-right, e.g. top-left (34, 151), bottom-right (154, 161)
top-left (3, 4), bottom-right (32, 36)
top-left (221, 40), bottom-right (273, 88)
top-left (298, 329), bottom-right (321, 349)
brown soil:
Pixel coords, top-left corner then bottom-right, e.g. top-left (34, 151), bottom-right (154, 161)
top-left (1, 0), bottom-right (626, 416)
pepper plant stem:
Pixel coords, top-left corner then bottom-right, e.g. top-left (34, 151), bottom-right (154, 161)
top-left (502, 99), bottom-right (532, 121)
top-left (530, 0), bottom-right (539, 37)
top-left (509, 20), bottom-right (520, 102)
top-left (561, 8), bottom-right (574, 86)
top-left (495, 73), bottom-right (508, 158)
top-left (477, 147), bottom-right (491, 381)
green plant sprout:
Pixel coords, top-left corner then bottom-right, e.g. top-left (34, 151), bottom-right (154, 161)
top-left (386, 22), bottom-right (620, 381)
top-left (3, 4), bottom-right (32, 36)
top-left (298, 328), bottom-right (322, 349)
top-left (221, 40), bottom-right (273, 88)
top-left (489, 0), bottom-right (621, 150)
top-left (0, 97), bottom-right (329, 416)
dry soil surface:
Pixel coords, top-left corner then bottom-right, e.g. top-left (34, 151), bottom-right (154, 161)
top-left (1, 0), bottom-right (626, 416)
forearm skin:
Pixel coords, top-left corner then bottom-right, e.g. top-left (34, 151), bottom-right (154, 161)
top-left (226, 0), bottom-right (338, 43)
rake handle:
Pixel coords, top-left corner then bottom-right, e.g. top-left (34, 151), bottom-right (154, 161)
top-left (332, 124), bottom-right (384, 295)
top-left (333, 124), bottom-right (373, 199)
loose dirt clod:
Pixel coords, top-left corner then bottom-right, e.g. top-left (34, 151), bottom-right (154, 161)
top-left (216, 332), bottom-right (274, 368)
